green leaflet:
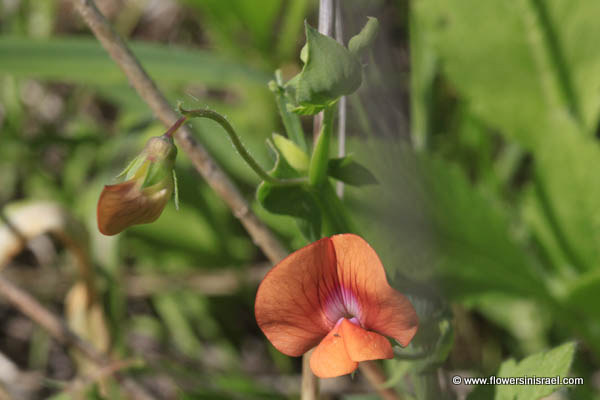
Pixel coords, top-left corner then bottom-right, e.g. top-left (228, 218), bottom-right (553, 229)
top-left (291, 22), bottom-right (362, 115)
top-left (327, 155), bottom-right (378, 186)
top-left (467, 343), bottom-right (576, 400)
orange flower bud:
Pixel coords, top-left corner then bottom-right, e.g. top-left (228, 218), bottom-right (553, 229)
top-left (97, 134), bottom-right (178, 236)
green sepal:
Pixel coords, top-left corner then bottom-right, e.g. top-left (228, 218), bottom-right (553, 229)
top-left (172, 169), bottom-right (179, 211)
top-left (116, 153), bottom-right (145, 181)
top-left (272, 133), bottom-right (309, 172)
top-left (327, 155), bottom-right (378, 186)
top-left (292, 22), bottom-right (362, 115)
top-left (141, 159), bottom-right (172, 188)
top-left (348, 17), bottom-right (379, 55)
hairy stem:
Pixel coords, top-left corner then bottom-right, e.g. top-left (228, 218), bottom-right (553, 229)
top-left (179, 107), bottom-right (306, 187)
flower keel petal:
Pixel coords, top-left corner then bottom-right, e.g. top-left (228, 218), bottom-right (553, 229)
top-left (340, 319), bottom-right (393, 362)
top-left (310, 320), bottom-right (358, 378)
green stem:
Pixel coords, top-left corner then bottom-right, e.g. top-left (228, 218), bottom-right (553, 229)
top-left (270, 71), bottom-right (308, 151)
top-left (164, 116), bottom-right (187, 138)
top-left (317, 180), bottom-right (354, 235)
top-left (179, 106), bottom-right (306, 187)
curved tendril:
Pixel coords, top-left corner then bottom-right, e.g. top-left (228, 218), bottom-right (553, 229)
top-left (178, 106), bottom-right (307, 187)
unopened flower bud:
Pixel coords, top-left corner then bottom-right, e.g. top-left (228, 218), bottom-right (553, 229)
top-left (97, 134), bottom-right (178, 236)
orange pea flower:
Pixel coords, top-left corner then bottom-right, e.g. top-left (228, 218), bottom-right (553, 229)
top-left (255, 234), bottom-right (418, 378)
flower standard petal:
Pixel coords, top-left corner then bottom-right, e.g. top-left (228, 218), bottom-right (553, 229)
top-left (310, 319), bottom-right (358, 378)
top-left (339, 318), bottom-right (393, 362)
top-left (255, 238), bottom-right (341, 356)
top-left (331, 234), bottom-right (419, 346)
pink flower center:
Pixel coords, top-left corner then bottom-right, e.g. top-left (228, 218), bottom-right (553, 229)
top-left (324, 286), bottom-right (363, 327)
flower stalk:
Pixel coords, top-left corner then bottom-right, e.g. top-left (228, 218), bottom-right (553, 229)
top-left (178, 106), bottom-right (307, 187)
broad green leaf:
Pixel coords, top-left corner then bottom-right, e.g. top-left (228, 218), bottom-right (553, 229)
top-left (531, 131), bottom-right (600, 272)
top-left (565, 271), bottom-right (600, 321)
top-left (417, 0), bottom-right (600, 146)
top-left (328, 156), bottom-right (378, 186)
top-left (348, 17), bottom-right (379, 55)
top-left (417, 0), bottom-right (600, 272)
top-left (293, 23), bottom-right (362, 115)
top-left (564, 271), bottom-right (600, 354)
top-left (353, 141), bottom-right (544, 298)
top-left (495, 342), bottom-right (576, 400)
top-left (0, 36), bottom-right (269, 87)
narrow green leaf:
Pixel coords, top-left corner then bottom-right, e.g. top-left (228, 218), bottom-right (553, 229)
top-left (308, 107), bottom-right (334, 186)
top-left (270, 73), bottom-right (308, 151)
top-left (0, 36), bottom-right (269, 87)
top-left (327, 156), bottom-right (378, 186)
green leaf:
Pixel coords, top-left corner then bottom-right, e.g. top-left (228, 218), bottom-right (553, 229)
top-left (0, 36), bottom-right (269, 87)
top-left (270, 72), bottom-right (308, 151)
top-left (293, 22), bottom-right (362, 115)
top-left (348, 17), bottom-right (379, 55)
top-left (417, 0), bottom-right (600, 147)
top-left (564, 271), bottom-right (600, 354)
top-left (256, 141), bottom-right (321, 239)
top-left (308, 107), bottom-right (334, 186)
top-left (494, 342), bottom-right (576, 400)
top-left (353, 142), bottom-right (543, 298)
top-left (417, 0), bottom-right (600, 274)
top-left (271, 133), bottom-right (309, 172)
top-left (328, 156), bottom-right (378, 186)
top-left (409, 3), bottom-right (437, 150)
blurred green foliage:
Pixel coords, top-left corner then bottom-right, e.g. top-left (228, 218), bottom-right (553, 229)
top-left (1, 0), bottom-right (599, 399)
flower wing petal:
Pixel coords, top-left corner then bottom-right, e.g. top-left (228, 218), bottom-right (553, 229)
top-left (310, 320), bottom-right (358, 378)
top-left (255, 238), bottom-right (340, 357)
top-left (340, 318), bottom-right (393, 362)
top-left (331, 234), bottom-right (418, 346)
